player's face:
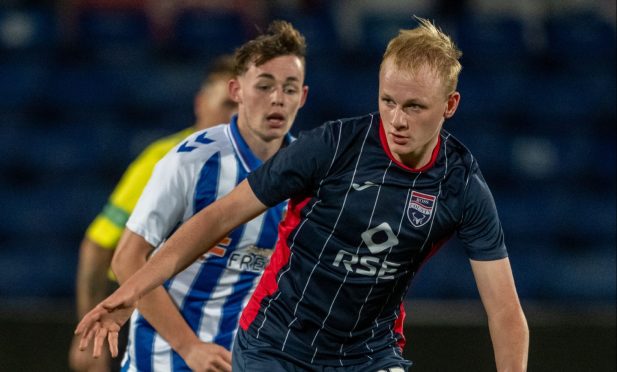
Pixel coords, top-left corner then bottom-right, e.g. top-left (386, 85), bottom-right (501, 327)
top-left (231, 55), bottom-right (308, 142)
top-left (378, 58), bottom-right (460, 168)
top-left (194, 77), bottom-right (237, 129)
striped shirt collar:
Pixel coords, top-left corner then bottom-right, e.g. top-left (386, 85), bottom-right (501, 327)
top-left (228, 114), bottom-right (293, 172)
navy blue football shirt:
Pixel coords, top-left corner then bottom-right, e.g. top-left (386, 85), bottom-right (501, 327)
top-left (241, 112), bottom-right (507, 366)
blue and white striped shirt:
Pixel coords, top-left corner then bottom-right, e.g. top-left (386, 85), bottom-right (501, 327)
top-left (121, 116), bottom-right (290, 371)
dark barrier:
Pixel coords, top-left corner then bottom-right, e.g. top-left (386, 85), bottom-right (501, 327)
top-left (0, 300), bottom-right (614, 371)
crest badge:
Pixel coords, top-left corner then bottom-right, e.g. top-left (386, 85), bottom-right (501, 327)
top-left (407, 191), bottom-right (436, 228)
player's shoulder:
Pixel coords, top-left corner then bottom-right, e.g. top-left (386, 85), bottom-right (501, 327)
top-left (144, 127), bottom-right (195, 155)
top-left (328, 112), bottom-right (377, 131)
top-left (169, 124), bottom-right (232, 161)
top-left (123, 127), bottom-right (194, 173)
top-left (311, 112), bottom-right (379, 143)
top-left (441, 129), bottom-right (479, 171)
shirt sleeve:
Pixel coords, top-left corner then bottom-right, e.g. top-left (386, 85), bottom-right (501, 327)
top-left (456, 163), bottom-right (508, 261)
top-left (248, 123), bottom-right (339, 207)
top-left (125, 146), bottom-right (196, 248)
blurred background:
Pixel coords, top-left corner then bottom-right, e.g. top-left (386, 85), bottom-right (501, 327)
top-left (0, 0), bottom-right (614, 371)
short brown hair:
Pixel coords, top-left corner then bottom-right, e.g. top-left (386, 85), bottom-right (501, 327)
top-left (233, 20), bottom-right (307, 76)
top-left (381, 17), bottom-right (462, 95)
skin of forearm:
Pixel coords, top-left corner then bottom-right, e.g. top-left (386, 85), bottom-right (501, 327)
top-left (133, 287), bottom-right (202, 357)
top-left (116, 181), bottom-right (266, 307)
top-left (76, 238), bottom-right (114, 318)
top-left (125, 202), bottom-right (239, 300)
top-left (470, 258), bottom-right (529, 372)
top-left (112, 232), bottom-right (201, 356)
top-left (488, 306), bottom-right (529, 372)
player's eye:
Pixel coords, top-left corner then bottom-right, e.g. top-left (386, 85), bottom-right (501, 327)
top-left (406, 103), bottom-right (424, 112)
top-left (381, 97), bottom-right (395, 106)
top-left (283, 85), bottom-right (299, 94)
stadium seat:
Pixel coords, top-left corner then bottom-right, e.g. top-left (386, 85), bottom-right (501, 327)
top-left (0, 62), bottom-right (49, 111)
top-left (42, 64), bottom-right (122, 110)
top-left (75, 7), bottom-right (153, 63)
top-left (506, 239), bottom-right (557, 299)
top-left (0, 237), bottom-right (78, 297)
top-left (171, 9), bottom-right (247, 60)
top-left (544, 11), bottom-right (616, 72)
top-left (542, 249), bottom-right (616, 301)
top-left (522, 70), bottom-right (615, 135)
top-left (456, 70), bottom-right (527, 118)
top-left (456, 15), bottom-right (530, 72)
top-left (359, 13), bottom-right (413, 60)
top-left (0, 168), bottom-right (112, 237)
top-left (0, 7), bottom-right (58, 61)
top-left (493, 189), bottom-right (556, 237)
top-left (270, 6), bottom-right (340, 59)
top-left (118, 61), bottom-right (202, 116)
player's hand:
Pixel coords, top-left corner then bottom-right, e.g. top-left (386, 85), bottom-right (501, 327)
top-left (68, 333), bottom-right (110, 371)
top-left (74, 288), bottom-right (137, 358)
top-left (181, 341), bottom-right (232, 372)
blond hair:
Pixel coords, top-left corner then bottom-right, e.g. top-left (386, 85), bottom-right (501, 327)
top-left (381, 17), bottom-right (462, 95)
top-left (233, 20), bottom-right (307, 76)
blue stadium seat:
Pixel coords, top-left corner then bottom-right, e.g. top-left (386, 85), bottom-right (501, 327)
top-left (270, 6), bottom-right (340, 59)
top-left (0, 237), bottom-right (78, 298)
top-left (493, 189), bottom-right (557, 237)
top-left (544, 11), bottom-right (616, 72)
top-left (76, 7), bottom-right (153, 63)
top-left (43, 64), bottom-right (123, 110)
top-left (523, 71), bottom-right (615, 135)
top-left (359, 13), bottom-right (412, 59)
top-left (456, 15), bottom-right (530, 72)
top-left (172, 9), bottom-right (247, 59)
top-left (334, 64), bottom-right (379, 117)
top-left (1, 122), bottom-right (136, 177)
top-left (0, 62), bottom-right (49, 111)
top-left (451, 126), bottom-right (512, 180)
top-left (0, 8), bottom-right (58, 61)
top-left (118, 62), bottom-right (202, 115)
top-left (541, 249), bottom-right (616, 301)
top-left (549, 189), bottom-right (615, 242)
top-left (506, 239), bottom-right (557, 299)
top-left (0, 175), bottom-right (109, 238)
top-left (456, 70), bottom-right (527, 118)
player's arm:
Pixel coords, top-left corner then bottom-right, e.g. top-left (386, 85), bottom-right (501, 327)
top-left (470, 258), bottom-right (529, 372)
top-left (112, 230), bottom-right (231, 371)
top-left (69, 238), bottom-right (113, 371)
top-left (76, 238), bottom-right (114, 319)
top-left (75, 180), bottom-right (267, 356)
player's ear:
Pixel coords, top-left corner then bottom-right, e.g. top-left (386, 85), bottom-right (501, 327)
top-left (298, 85), bottom-right (309, 108)
top-left (229, 78), bottom-right (242, 104)
top-left (444, 91), bottom-right (460, 119)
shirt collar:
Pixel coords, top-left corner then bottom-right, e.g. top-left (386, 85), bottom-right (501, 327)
top-left (229, 115), bottom-right (293, 172)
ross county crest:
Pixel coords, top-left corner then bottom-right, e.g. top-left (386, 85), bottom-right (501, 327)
top-left (407, 191), bottom-right (436, 228)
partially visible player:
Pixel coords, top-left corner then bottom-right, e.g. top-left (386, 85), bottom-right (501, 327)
top-left (106, 20), bottom-right (307, 372)
top-left (76, 17), bottom-right (528, 371)
top-left (68, 55), bottom-right (237, 372)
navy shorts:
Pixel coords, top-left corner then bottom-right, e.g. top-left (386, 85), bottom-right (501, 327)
top-left (232, 328), bottom-right (412, 371)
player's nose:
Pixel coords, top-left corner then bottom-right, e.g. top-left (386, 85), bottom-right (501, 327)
top-left (391, 107), bottom-right (407, 129)
top-left (271, 86), bottom-right (284, 106)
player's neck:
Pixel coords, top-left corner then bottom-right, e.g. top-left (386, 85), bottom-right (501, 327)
top-left (255, 139), bottom-right (284, 161)
top-left (236, 119), bottom-right (286, 162)
top-left (394, 136), bottom-right (439, 170)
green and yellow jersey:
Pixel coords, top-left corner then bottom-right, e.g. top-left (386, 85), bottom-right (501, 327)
top-left (85, 127), bottom-right (195, 257)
